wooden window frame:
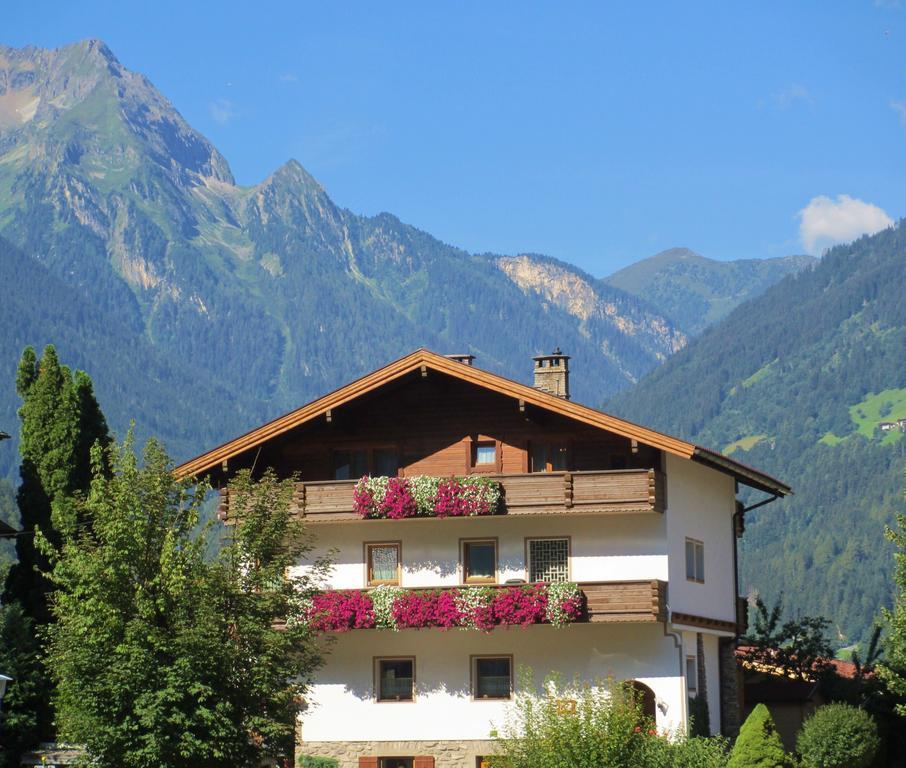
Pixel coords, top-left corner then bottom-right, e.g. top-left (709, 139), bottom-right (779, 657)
top-left (460, 538), bottom-right (499, 585)
top-left (471, 654), bottom-right (514, 701)
top-left (528, 441), bottom-right (571, 473)
top-left (332, 444), bottom-right (402, 480)
top-left (377, 759), bottom-right (415, 768)
top-left (524, 536), bottom-right (572, 583)
top-left (374, 656), bottom-right (416, 703)
top-left (364, 541), bottom-right (402, 587)
top-left (685, 537), bottom-right (705, 583)
top-left (466, 436), bottom-right (502, 475)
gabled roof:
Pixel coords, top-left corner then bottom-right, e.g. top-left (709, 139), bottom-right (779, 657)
top-left (174, 348), bottom-right (790, 496)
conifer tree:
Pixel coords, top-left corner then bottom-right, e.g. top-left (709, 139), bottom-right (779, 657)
top-left (0, 345), bottom-right (109, 762)
top-left (727, 703), bottom-right (795, 768)
top-left (3, 345), bottom-right (109, 622)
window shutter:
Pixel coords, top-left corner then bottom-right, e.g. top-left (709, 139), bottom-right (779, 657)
top-left (414, 757), bottom-right (435, 768)
top-left (358, 758), bottom-right (379, 768)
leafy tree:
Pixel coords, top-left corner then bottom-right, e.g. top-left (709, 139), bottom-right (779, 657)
top-left (0, 603), bottom-right (43, 768)
top-left (796, 703), bottom-right (879, 768)
top-left (740, 595), bottom-right (834, 681)
top-left (44, 436), bottom-right (329, 768)
top-left (879, 505), bottom-right (906, 714)
top-left (726, 704), bottom-right (795, 768)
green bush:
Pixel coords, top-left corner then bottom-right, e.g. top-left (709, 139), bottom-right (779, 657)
top-left (491, 670), bottom-right (728, 768)
top-left (796, 703), bottom-right (879, 768)
top-left (298, 756), bottom-right (339, 768)
top-left (727, 704), bottom-right (795, 768)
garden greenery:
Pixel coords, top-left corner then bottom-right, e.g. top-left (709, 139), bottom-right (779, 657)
top-left (796, 702), bottom-right (880, 768)
top-left (490, 670), bottom-right (729, 768)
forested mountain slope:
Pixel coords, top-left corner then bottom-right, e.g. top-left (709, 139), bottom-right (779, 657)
top-left (0, 39), bottom-right (685, 477)
top-left (604, 248), bottom-right (816, 334)
top-left (609, 224), bottom-right (906, 647)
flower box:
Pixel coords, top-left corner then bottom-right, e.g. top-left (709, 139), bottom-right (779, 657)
top-left (353, 475), bottom-right (502, 519)
top-left (306, 582), bottom-right (583, 632)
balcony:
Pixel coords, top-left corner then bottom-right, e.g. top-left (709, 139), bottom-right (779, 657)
top-left (219, 469), bottom-right (665, 523)
top-left (308, 580), bottom-right (668, 632)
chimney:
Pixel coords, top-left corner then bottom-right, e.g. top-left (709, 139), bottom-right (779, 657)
top-left (533, 348), bottom-right (570, 399)
top-left (445, 354), bottom-right (475, 366)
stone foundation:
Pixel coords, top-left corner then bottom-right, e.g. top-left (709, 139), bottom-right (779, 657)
top-left (298, 739), bottom-right (499, 767)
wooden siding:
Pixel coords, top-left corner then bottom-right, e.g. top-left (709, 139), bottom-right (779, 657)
top-left (218, 469), bottom-right (665, 523)
top-left (583, 580), bottom-right (667, 623)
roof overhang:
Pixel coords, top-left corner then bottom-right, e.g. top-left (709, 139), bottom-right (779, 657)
top-left (174, 348), bottom-right (790, 497)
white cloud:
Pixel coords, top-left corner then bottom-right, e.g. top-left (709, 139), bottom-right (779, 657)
top-left (798, 195), bottom-right (893, 254)
top-left (891, 100), bottom-right (906, 126)
top-left (772, 84), bottom-right (813, 109)
top-left (208, 98), bottom-right (236, 125)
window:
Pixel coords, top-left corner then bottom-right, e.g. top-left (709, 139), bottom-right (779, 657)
top-left (530, 443), bottom-right (569, 472)
top-left (334, 448), bottom-right (400, 479)
top-left (477, 758), bottom-right (495, 768)
top-left (686, 655), bottom-right (698, 697)
top-left (462, 539), bottom-right (497, 584)
top-left (376, 658), bottom-right (414, 702)
top-left (334, 449), bottom-right (368, 480)
top-left (366, 542), bottom-right (401, 586)
top-left (685, 538), bottom-right (705, 583)
top-left (374, 448), bottom-right (400, 477)
top-left (379, 760), bottom-right (413, 768)
top-left (527, 538), bottom-right (569, 583)
top-left (473, 656), bottom-right (513, 699)
top-left (474, 442), bottom-right (497, 466)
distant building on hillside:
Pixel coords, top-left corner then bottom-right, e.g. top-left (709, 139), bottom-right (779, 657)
top-left (879, 422), bottom-right (896, 432)
top-left (897, 418), bottom-right (906, 429)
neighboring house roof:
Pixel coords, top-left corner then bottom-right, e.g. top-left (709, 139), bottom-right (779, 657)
top-left (736, 646), bottom-right (863, 681)
top-left (174, 348), bottom-right (791, 496)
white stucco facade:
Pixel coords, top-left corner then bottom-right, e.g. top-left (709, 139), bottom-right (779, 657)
top-left (302, 622), bottom-right (687, 742)
top-left (295, 457), bottom-right (742, 759)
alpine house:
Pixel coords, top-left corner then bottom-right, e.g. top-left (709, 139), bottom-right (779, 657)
top-left (176, 348), bottom-right (790, 768)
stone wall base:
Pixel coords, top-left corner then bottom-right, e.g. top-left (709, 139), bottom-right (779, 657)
top-left (298, 739), bottom-right (499, 767)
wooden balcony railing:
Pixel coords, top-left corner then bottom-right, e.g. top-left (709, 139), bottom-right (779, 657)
top-left (219, 469), bottom-right (664, 523)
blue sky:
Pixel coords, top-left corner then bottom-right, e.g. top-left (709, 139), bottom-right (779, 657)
top-left (6, 1), bottom-right (906, 274)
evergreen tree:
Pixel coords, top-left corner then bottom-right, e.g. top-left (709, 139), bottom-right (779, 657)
top-left (45, 437), bottom-right (329, 768)
top-left (727, 704), bottom-right (795, 768)
top-left (0, 345), bottom-right (109, 761)
top-left (3, 345), bottom-right (109, 621)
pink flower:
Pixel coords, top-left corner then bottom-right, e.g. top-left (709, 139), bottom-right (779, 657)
top-left (308, 590), bottom-right (375, 632)
top-left (492, 585), bottom-right (548, 626)
top-left (380, 477), bottom-right (418, 519)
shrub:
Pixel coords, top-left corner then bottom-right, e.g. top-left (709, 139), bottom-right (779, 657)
top-left (492, 670), bottom-right (728, 768)
top-left (796, 702), bottom-right (879, 768)
top-left (727, 704), bottom-right (795, 768)
top-left (299, 757), bottom-right (339, 768)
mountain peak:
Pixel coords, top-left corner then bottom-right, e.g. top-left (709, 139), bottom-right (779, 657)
top-left (269, 158), bottom-right (323, 189)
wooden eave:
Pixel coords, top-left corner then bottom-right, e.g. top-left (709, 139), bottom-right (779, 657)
top-left (173, 348), bottom-right (790, 496)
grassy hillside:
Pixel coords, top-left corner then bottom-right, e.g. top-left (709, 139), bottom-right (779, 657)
top-left (608, 223), bottom-right (906, 647)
